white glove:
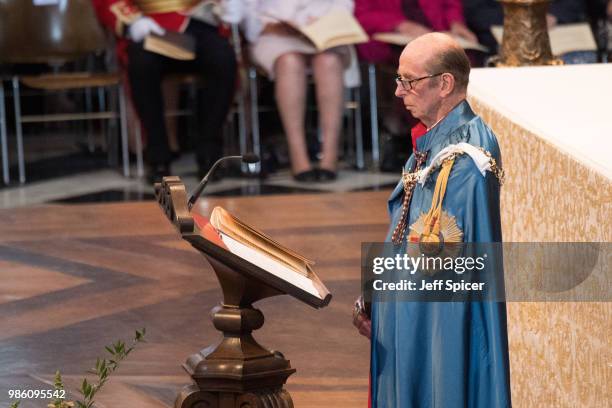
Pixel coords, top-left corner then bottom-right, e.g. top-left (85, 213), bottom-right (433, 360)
top-left (129, 16), bottom-right (165, 42)
top-left (219, 0), bottom-right (244, 24)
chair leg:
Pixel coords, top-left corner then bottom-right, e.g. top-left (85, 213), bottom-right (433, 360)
top-left (248, 67), bottom-right (261, 174)
top-left (118, 84), bottom-right (130, 177)
top-left (107, 87), bottom-right (119, 167)
top-left (230, 24), bottom-right (250, 174)
top-left (98, 87), bottom-right (108, 152)
top-left (236, 81), bottom-right (248, 174)
top-left (12, 77), bottom-right (25, 184)
top-left (85, 87), bottom-right (95, 153)
top-left (134, 123), bottom-right (144, 178)
top-left (0, 80), bottom-right (9, 184)
top-left (354, 87), bottom-right (365, 170)
top-left (345, 87), bottom-right (356, 165)
top-left (368, 63), bottom-right (380, 169)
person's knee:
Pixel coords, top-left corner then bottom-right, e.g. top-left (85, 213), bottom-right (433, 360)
top-left (127, 43), bottom-right (163, 76)
top-left (313, 52), bottom-right (343, 71)
top-left (274, 52), bottom-right (306, 76)
top-left (196, 40), bottom-right (236, 80)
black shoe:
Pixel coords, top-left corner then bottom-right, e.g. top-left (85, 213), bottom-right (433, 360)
top-left (293, 169), bottom-right (318, 182)
top-left (147, 163), bottom-right (171, 185)
top-left (317, 169), bottom-right (337, 182)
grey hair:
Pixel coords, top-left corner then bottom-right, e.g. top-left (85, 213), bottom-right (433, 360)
top-left (426, 46), bottom-right (471, 92)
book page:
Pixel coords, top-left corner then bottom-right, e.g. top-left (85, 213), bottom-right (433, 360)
top-left (299, 10), bottom-right (368, 51)
top-left (219, 232), bottom-right (322, 299)
top-left (144, 32), bottom-right (195, 61)
top-left (491, 23), bottom-right (596, 55)
top-left (373, 32), bottom-right (488, 52)
top-left (372, 32), bottom-right (416, 46)
top-left (210, 206), bottom-right (314, 277)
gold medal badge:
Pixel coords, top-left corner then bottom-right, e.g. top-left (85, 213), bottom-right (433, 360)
top-left (407, 157), bottom-right (463, 274)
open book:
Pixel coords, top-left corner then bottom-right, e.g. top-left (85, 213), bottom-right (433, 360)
top-left (490, 23), bottom-right (596, 55)
top-left (277, 10), bottom-right (368, 51)
top-left (144, 31), bottom-right (196, 60)
top-left (192, 206), bottom-right (331, 306)
top-left (373, 32), bottom-right (488, 52)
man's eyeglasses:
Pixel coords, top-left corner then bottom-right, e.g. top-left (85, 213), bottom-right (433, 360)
top-left (395, 72), bottom-right (444, 91)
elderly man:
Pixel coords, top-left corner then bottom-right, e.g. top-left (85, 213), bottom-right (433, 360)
top-left (354, 33), bottom-right (511, 407)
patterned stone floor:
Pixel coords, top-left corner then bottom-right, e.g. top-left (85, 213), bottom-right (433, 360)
top-left (0, 191), bottom-right (391, 408)
top-left (0, 153), bottom-right (400, 209)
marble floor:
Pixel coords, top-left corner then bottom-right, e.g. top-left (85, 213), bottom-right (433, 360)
top-left (0, 191), bottom-right (389, 408)
top-left (0, 152), bottom-right (401, 209)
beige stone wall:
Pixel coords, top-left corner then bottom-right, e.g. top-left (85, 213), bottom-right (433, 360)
top-left (468, 96), bottom-right (612, 407)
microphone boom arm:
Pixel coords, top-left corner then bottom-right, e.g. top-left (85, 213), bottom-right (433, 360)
top-left (187, 154), bottom-right (259, 210)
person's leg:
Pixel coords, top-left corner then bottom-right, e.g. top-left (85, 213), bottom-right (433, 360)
top-left (162, 80), bottom-right (181, 155)
top-left (273, 52), bottom-right (311, 175)
top-left (186, 21), bottom-right (237, 174)
top-left (311, 51), bottom-right (344, 172)
top-left (126, 42), bottom-right (172, 173)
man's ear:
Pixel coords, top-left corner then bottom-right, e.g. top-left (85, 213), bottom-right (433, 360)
top-left (440, 73), bottom-right (455, 97)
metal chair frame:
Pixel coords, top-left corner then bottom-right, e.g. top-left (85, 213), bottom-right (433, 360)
top-left (0, 80), bottom-right (8, 184)
top-left (368, 62), bottom-right (380, 169)
top-left (3, 74), bottom-right (133, 184)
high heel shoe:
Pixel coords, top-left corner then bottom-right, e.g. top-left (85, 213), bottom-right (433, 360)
top-left (317, 168), bottom-right (337, 182)
top-left (293, 169), bottom-right (318, 182)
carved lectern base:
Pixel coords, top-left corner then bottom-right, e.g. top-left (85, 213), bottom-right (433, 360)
top-left (175, 384), bottom-right (293, 408)
top-left (173, 302), bottom-right (295, 408)
top-left (153, 178), bottom-right (327, 408)
top-left (173, 250), bottom-right (296, 408)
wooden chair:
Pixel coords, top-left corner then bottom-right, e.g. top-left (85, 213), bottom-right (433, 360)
top-left (0, 0), bottom-right (134, 184)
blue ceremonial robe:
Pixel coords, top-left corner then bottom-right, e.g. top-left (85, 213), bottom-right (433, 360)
top-left (371, 101), bottom-right (512, 407)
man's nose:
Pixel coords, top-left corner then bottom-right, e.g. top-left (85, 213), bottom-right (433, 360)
top-left (395, 84), bottom-right (405, 98)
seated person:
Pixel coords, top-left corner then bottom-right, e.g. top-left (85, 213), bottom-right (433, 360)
top-left (464, 0), bottom-right (587, 54)
top-left (239, 0), bottom-right (354, 182)
top-left (355, 0), bottom-right (477, 64)
top-left (93, 0), bottom-right (237, 183)
top-left (354, 0), bottom-right (477, 170)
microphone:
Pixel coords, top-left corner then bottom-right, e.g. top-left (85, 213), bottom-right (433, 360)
top-left (187, 153), bottom-right (260, 210)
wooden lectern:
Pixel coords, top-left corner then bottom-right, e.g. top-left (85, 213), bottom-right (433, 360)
top-left (155, 177), bottom-right (332, 408)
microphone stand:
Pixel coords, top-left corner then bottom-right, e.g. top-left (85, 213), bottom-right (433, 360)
top-left (187, 154), bottom-right (259, 210)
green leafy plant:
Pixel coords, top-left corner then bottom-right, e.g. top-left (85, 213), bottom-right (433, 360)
top-left (4, 329), bottom-right (146, 408)
top-left (73, 328), bottom-right (146, 408)
top-left (47, 370), bottom-right (73, 408)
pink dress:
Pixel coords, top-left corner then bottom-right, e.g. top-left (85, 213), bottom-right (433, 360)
top-left (355, 0), bottom-right (465, 63)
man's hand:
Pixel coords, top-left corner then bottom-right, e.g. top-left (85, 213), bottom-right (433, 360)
top-left (396, 20), bottom-right (431, 38)
top-left (353, 311), bottom-right (372, 339)
top-left (352, 297), bottom-right (371, 339)
top-left (450, 22), bottom-right (478, 44)
top-left (129, 16), bottom-right (165, 42)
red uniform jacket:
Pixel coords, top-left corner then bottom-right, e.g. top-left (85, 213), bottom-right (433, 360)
top-left (92, 0), bottom-right (202, 65)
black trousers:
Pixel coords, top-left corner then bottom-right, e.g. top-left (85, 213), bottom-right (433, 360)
top-left (127, 20), bottom-right (237, 168)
